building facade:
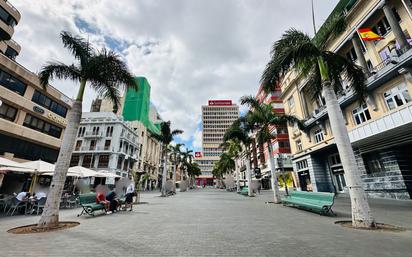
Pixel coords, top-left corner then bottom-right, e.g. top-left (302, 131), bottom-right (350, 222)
top-left (71, 112), bottom-right (139, 178)
top-left (281, 0), bottom-right (412, 199)
top-left (195, 100), bottom-right (239, 186)
top-left (0, 0), bottom-right (71, 163)
top-left (94, 77), bottom-right (163, 187)
top-left (252, 84), bottom-right (295, 189)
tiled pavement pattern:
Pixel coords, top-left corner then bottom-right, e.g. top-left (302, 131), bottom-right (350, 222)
top-left (0, 189), bottom-right (411, 257)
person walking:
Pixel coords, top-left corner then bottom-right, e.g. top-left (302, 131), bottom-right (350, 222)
top-left (125, 182), bottom-right (135, 211)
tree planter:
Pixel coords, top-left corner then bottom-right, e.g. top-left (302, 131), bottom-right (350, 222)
top-left (8, 222), bottom-right (79, 234)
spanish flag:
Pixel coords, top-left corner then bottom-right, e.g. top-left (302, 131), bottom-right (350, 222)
top-left (358, 28), bottom-right (384, 41)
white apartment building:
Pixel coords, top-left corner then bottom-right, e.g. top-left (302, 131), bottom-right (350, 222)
top-left (71, 112), bottom-right (140, 178)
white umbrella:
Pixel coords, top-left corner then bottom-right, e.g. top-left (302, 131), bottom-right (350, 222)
top-left (95, 171), bottom-right (122, 178)
top-left (68, 166), bottom-right (100, 177)
top-left (0, 157), bottom-right (26, 168)
top-left (0, 166), bottom-right (36, 174)
top-left (20, 160), bottom-right (55, 172)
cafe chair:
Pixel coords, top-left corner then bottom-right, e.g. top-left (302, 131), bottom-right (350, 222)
top-left (6, 198), bottom-right (27, 216)
top-left (33, 197), bottom-right (47, 215)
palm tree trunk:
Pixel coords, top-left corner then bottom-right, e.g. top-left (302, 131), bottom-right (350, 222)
top-left (322, 82), bottom-right (375, 228)
top-left (235, 160), bottom-right (240, 193)
top-left (161, 148), bottom-right (167, 197)
top-left (267, 141), bottom-right (281, 203)
top-left (172, 164), bottom-right (176, 193)
top-left (245, 157), bottom-right (252, 197)
top-left (37, 100), bottom-right (82, 228)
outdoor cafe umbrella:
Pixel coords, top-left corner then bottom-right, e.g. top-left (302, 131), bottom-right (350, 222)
top-left (20, 160), bottom-right (55, 193)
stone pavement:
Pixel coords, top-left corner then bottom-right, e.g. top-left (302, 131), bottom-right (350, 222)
top-left (0, 189), bottom-right (411, 257)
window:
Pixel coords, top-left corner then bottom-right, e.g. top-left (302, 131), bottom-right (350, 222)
top-left (97, 155), bottom-right (110, 168)
top-left (70, 155), bottom-right (80, 167)
top-left (90, 140), bottom-right (96, 150)
top-left (372, 16), bottom-right (391, 36)
top-left (23, 114), bottom-right (62, 138)
top-left (279, 141), bottom-right (290, 148)
top-left (346, 47), bottom-right (357, 62)
top-left (75, 140), bottom-right (82, 151)
top-left (296, 140), bottom-right (303, 152)
top-left (0, 6), bottom-right (17, 27)
top-left (314, 129), bottom-right (324, 143)
top-left (352, 104), bottom-right (371, 125)
top-left (106, 126), bottom-right (113, 137)
top-left (78, 127), bottom-right (85, 137)
top-left (5, 47), bottom-right (18, 60)
top-left (0, 102), bottom-right (17, 122)
top-left (287, 96), bottom-right (295, 110)
top-left (117, 157), bottom-right (123, 169)
top-left (82, 154), bottom-right (93, 168)
top-left (32, 90), bottom-right (68, 118)
top-left (104, 140), bottom-right (111, 150)
top-left (296, 159), bottom-right (308, 170)
top-left (362, 152), bottom-right (384, 174)
top-left (384, 84), bottom-right (411, 110)
top-left (328, 153), bottom-right (341, 166)
top-left (0, 69), bottom-right (26, 96)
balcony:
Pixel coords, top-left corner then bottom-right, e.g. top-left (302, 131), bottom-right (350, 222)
top-left (73, 146), bottom-right (115, 153)
top-left (83, 131), bottom-right (104, 138)
top-left (348, 102), bottom-right (412, 151)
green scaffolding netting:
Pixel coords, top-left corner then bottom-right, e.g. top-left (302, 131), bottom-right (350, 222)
top-left (122, 77), bottom-right (160, 135)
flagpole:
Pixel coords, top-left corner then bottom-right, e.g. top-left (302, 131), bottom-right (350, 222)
top-left (311, 0), bottom-right (317, 34)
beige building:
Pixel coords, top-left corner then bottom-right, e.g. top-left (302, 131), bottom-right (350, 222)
top-left (282, 0), bottom-right (412, 199)
top-left (0, 0), bottom-right (71, 163)
top-left (195, 100), bottom-right (239, 186)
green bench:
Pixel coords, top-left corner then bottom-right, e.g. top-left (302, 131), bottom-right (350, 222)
top-left (77, 193), bottom-right (106, 217)
top-left (240, 187), bottom-right (249, 196)
top-left (281, 191), bottom-right (335, 215)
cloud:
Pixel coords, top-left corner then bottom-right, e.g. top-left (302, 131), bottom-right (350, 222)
top-left (11, 0), bottom-right (339, 150)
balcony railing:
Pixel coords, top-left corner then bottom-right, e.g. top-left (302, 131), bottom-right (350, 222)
top-left (84, 131), bottom-right (104, 137)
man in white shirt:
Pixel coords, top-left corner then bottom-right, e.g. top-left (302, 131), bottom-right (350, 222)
top-left (35, 191), bottom-right (46, 200)
top-left (16, 191), bottom-right (30, 202)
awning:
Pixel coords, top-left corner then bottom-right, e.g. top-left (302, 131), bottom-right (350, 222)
top-left (0, 166), bottom-right (37, 174)
top-left (20, 160), bottom-right (55, 172)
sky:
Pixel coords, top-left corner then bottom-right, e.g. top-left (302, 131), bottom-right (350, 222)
top-left (11, 0), bottom-right (339, 151)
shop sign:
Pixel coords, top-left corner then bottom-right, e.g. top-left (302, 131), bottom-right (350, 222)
top-left (33, 106), bottom-right (45, 114)
top-left (47, 112), bottom-right (67, 126)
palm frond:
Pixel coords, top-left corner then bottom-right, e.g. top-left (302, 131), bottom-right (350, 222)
top-left (85, 48), bottom-right (137, 92)
top-left (240, 95), bottom-right (261, 110)
top-left (312, 14), bottom-right (347, 49)
top-left (324, 51), bottom-right (366, 101)
top-left (38, 62), bottom-right (81, 87)
top-left (60, 31), bottom-right (93, 65)
top-left (172, 129), bottom-right (183, 137)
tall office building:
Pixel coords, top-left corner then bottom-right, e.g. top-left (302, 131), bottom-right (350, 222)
top-left (0, 0), bottom-right (71, 163)
top-left (195, 100), bottom-right (239, 186)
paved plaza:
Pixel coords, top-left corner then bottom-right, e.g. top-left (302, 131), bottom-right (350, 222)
top-left (0, 190), bottom-right (411, 257)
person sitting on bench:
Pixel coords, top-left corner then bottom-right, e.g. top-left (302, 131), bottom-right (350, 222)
top-left (106, 191), bottom-right (119, 213)
top-left (96, 192), bottom-right (110, 213)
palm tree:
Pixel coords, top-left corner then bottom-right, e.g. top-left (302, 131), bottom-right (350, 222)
top-left (224, 118), bottom-right (253, 197)
top-left (241, 96), bottom-right (303, 203)
top-left (151, 121), bottom-right (183, 197)
top-left (37, 31), bottom-right (136, 228)
top-left (261, 15), bottom-right (375, 227)
top-left (180, 148), bottom-right (193, 183)
top-left (221, 139), bottom-right (242, 192)
top-left (213, 153), bottom-right (236, 188)
top-left (186, 162), bottom-right (201, 188)
top-left (169, 143), bottom-right (184, 193)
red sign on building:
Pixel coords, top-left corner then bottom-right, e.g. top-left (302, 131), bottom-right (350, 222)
top-left (195, 152), bottom-right (202, 158)
top-left (208, 100), bottom-right (232, 106)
